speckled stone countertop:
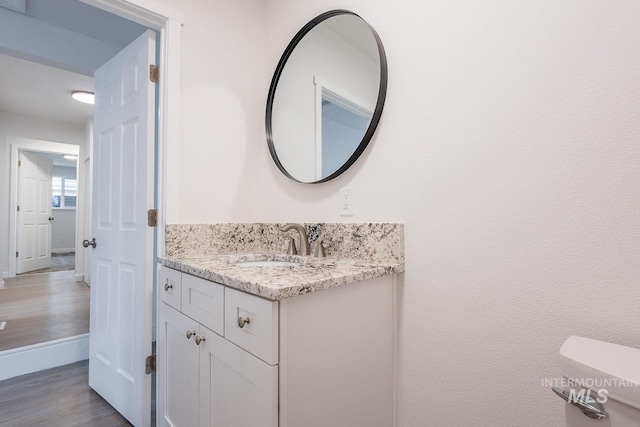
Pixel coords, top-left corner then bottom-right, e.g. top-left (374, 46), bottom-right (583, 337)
top-left (159, 223), bottom-right (404, 300)
top-left (158, 252), bottom-right (403, 300)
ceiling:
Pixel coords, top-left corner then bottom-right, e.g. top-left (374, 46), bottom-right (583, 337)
top-left (23, 0), bottom-right (147, 47)
top-left (0, 52), bottom-right (94, 124)
top-left (0, 0), bottom-right (147, 124)
top-left (36, 151), bottom-right (78, 168)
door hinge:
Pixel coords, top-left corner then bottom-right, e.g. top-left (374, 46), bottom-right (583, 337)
top-left (147, 209), bottom-right (158, 227)
top-left (145, 354), bottom-right (156, 374)
top-left (149, 64), bottom-right (159, 84)
top-left (18, 160), bottom-right (21, 167)
top-left (16, 251), bottom-right (18, 258)
top-left (17, 205), bottom-right (20, 212)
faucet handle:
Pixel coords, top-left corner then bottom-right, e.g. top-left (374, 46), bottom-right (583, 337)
top-left (284, 235), bottom-right (297, 255)
top-left (314, 238), bottom-right (326, 258)
top-left (280, 223), bottom-right (310, 256)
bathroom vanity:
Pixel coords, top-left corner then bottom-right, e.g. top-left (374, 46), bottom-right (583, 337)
top-left (157, 11), bottom-right (396, 422)
top-left (156, 223), bottom-right (403, 427)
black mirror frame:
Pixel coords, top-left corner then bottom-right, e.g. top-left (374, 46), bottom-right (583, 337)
top-left (265, 9), bottom-right (388, 184)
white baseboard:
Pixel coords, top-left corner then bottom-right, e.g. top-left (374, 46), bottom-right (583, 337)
top-left (74, 273), bottom-right (84, 282)
top-left (2, 271), bottom-right (8, 279)
top-left (0, 280), bottom-right (4, 290)
top-left (0, 333), bottom-right (89, 381)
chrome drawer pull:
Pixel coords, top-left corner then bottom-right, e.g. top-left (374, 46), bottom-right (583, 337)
top-left (195, 335), bottom-right (206, 345)
top-left (238, 317), bottom-right (251, 328)
top-left (186, 330), bottom-right (195, 339)
top-left (164, 280), bottom-right (173, 291)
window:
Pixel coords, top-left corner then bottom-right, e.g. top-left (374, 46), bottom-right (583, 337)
top-left (52, 177), bottom-right (77, 208)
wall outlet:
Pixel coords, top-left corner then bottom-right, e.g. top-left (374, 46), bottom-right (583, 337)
top-left (340, 187), bottom-right (354, 216)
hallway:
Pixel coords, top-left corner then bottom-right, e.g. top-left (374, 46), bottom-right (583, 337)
top-left (0, 271), bottom-right (89, 351)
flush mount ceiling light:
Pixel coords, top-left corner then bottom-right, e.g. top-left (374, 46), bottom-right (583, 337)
top-left (71, 91), bottom-right (94, 105)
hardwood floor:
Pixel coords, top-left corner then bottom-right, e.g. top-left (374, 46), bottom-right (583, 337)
top-left (0, 271), bottom-right (89, 351)
top-left (0, 275), bottom-right (156, 426)
top-left (18, 252), bottom-right (76, 275)
top-left (0, 361), bottom-right (131, 426)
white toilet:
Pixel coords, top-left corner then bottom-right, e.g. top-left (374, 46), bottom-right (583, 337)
top-left (554, 336), bottom-right (640, 426)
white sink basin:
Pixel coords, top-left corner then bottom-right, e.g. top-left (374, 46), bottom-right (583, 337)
top-left (232, 260), bottom-right (300, 267)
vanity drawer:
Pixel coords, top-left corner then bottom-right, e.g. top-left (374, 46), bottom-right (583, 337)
top-left (181, 274), bottom-right (224, 336)
top-left (159, 266), bottom-right (182, 310)
top-left (224, 288), bottom-right (279, 365)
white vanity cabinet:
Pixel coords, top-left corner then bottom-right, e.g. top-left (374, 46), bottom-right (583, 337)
top-left (158, 267), bottom-right (277, 427)
top-left (159, 303), bottom-right (277, 427)
top-left (157, 264), bottom-right (395, 427)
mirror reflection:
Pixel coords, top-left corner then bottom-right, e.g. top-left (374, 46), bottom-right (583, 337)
top-left (267, 10), bottom-right (387, 183)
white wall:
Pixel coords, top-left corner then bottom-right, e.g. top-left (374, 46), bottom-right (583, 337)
top-left (52, 165), bottom-right (76, 180)
top-left (159, 1), bottom-right (640, 426)
top-left (263, 2), bottom-right (640, 426)
top-left (161, 0), bottom-right (268, 224)
top-left (0, 111), bottom-right (85, 277)
top-left (51, 210), bottom-right (76, 253)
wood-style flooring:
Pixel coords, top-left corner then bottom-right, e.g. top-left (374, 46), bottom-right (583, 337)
top-left (0, 271), bottom-right (89, 351)
top-left (0, 361), bottom-right (131, 426)
top-left (18, 252), bottom-right (76, 275)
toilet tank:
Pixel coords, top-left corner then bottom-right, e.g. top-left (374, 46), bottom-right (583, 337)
top-left (557, 336), bottom-right (640, 427)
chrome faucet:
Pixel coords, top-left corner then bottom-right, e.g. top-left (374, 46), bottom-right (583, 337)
top-left (280, 223), bottom-right (310, 256)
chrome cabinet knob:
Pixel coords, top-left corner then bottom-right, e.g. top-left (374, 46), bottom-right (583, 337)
top-left (82, 238), bottom-right (97, 248)
top-left (164, 280), bottom-right (173, 291)
top-left (238, 317), bottom-right (251, 328)
top-left (195, 335), bottom-right (206, 345)
top-left (186, 330), bottom-right (196, 339)
top-left (48, 216), bottom-right (55, 221)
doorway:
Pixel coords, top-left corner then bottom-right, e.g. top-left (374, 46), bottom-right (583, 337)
top-left (15, 149), bottom-right (79, 276)
top-left (7, 137), bottom-right (81, 279)
top-left (0, 2), bottom-right (180, 424)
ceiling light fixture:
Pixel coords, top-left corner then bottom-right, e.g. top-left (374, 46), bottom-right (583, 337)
top-left (71, 91), bottom-right (95, 105)
top-left (63, 155), bottom-right (78, 160)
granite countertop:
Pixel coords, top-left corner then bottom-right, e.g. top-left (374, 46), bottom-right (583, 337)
top-left (157, 252), bottom-right (404, 301)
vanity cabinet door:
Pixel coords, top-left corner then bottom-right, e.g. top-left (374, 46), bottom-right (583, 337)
top-left (198, 327), bottom-right (278, 427)
top-left (158, 304), bottom-right (200, 427)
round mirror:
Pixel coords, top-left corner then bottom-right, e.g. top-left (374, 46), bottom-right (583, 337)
top-left (266, 10), bottom-right (388, 183)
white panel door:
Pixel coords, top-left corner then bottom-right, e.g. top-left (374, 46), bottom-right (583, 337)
top-left (17, 151), bottom-right (52, 274)
top-left (89, 29), bottom-right (156, 427)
